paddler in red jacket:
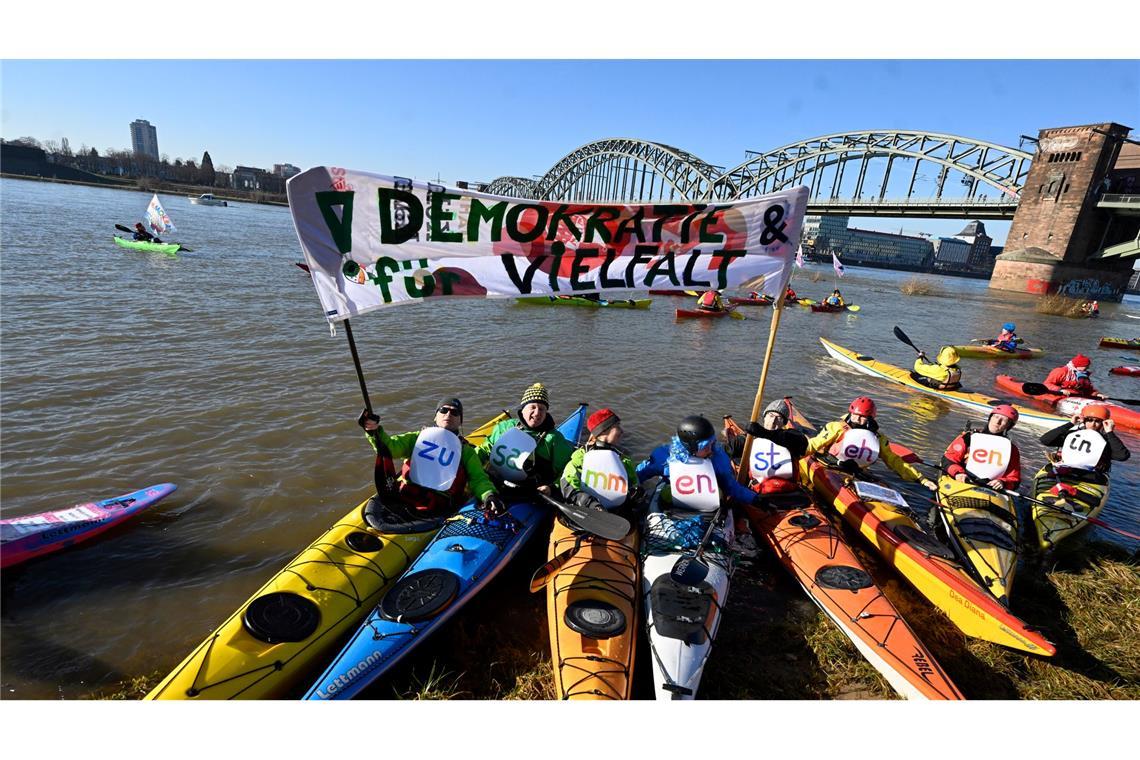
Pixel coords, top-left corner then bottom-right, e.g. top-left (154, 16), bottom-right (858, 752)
top-left (1043, 354), bottom-right (1106, 399)
top-left (806, 396), bottom-right (937, 491)
top-left (358, 397), bottom-right (505, 526)
top-left (940, 404), bottom-right (1022, 491)
top-left (695, 289), bottom-right (726, 312)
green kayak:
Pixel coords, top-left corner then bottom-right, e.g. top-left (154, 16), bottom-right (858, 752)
top-left (113, 236), bottom-right (186, 255)
top-left (516, 296), bottom-right (651, 310)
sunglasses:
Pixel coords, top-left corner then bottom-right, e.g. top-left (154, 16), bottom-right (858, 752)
top-left (1081, 417), bottom-right (1104, 424)
top-left (437, 407), bottom-right (461, 416)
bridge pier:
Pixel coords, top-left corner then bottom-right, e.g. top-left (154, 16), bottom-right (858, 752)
top-left (990, 122), bottom-right (1135, 302)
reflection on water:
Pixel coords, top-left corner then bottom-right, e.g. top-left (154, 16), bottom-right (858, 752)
top-left (2, 177), bottom-right (1138, 698)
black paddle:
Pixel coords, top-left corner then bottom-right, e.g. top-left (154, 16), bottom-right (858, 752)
top-left (536, 491), bottom-right (630, 541)
top-left (1018, 381), bottom-right (1140, 407)
top-left (669, 507), bottom-right (724, 586)
top-left (893, 325), bottom-right (926, 357)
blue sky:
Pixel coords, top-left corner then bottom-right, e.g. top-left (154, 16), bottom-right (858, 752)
top-left (3, 60), bottom-right (1137, 243)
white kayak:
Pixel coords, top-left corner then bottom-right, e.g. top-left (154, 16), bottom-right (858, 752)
top-left (640, 484), bottom-right (734, 700)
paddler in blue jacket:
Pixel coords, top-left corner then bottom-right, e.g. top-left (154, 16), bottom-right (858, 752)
top-left (636, 415), bottom-right (763, 509)
top-left (358, 397), bottom-right (505, 527)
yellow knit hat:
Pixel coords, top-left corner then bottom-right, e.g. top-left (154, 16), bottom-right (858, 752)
top-left (519, 382), bottom-right (550, 408)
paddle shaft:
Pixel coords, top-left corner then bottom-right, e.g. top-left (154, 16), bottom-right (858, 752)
top-left (893, 325), bottom-right (925, 357)
top-left (671, 505), bottom-right (724, 584)
top-left (342, 319), bottom-right (373, 414)
top-left (737, 289), bottom-right (788, 484)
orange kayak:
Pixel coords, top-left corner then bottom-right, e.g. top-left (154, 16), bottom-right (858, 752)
top-left (725, 417), bottom-right (963, 699)
top-left (546, 515), bottom-right (639, 699)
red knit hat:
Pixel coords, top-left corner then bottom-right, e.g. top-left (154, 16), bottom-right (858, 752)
top-left (587, 408), bottom-right (621, 436)
top-left (1072, 354), bottom-right (1092, 369)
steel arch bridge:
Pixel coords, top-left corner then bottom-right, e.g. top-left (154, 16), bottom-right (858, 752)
top-left (483, 130), bottom-right (1034, 220)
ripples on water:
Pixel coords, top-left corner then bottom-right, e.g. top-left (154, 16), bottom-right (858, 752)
top-left (2, 178), bottom-right (1138, 698)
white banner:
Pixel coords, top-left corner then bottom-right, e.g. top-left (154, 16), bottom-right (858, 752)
top-left (287, 167), bottom-right (809, 322)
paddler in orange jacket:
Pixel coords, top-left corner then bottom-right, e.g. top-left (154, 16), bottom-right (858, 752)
top-left (940, 404), bottom-right (1022, 492)
top-left (1043, 354), bottom-right (1106, 399)
top-left (806, 396), bottom-right (937, 491)
top-left (695, 289), bottom-right (726, 312)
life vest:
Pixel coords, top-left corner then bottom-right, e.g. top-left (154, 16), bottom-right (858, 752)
top-left (487, 425), bottom-right (540, 483)
top-left (747, 437), bottom-right (795, 483)
top-left (1058, 429), bottom-right (1107, 470)
top-left (828, 427), bottom-right (880, 469)
top-left (697, 291), bottom-right (721, 310)
top-left (667, 457), bottom-right (721, 512)
top-left (578, 448), bottom-right (630, 510)
top-left (913, 359), bottom-right (962, 387)
top-left (382, 428), bottom-right (470, 515)
top-left (963, 432), bottom-right (1013, 480)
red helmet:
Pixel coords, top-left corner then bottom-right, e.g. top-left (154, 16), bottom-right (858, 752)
top-left (990, 404), bottom-right (1019, 425)
top-left (848, 396), bottom-right (876, 417)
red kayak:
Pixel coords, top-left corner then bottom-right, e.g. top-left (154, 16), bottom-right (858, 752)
top-left (994, 374), bottom-right (1140, 431)
top-left (811, 303), bottom-right (845, 313)
top-left (1110, 366), bottom-right (1140, 377)
top-left (728, 296), bottom-right (772, 306)
top-left (649, 289), bottom-right (692, 296)
top-left (676, 307), bottom-right (729, 319)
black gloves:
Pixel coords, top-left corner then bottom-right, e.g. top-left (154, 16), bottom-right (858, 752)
top-left (482, 493), bottom-right (506, 517)
top-left (751, 491), bottom-right (777, 512)
top-left (357, 408), bottom-right (380, 429)
top-left (572, 491), bottom-right (603, 512)
top-left (745, 421), bottom-right (765, 438)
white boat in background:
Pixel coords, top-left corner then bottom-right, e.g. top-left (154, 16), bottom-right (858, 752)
top-left (188, 193), bottom-right (228, 207)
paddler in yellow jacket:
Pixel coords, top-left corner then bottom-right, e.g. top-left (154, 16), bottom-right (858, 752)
top-left (912, 346), bottom-right (962, 391)
top-left (807, 396), bottom-right (937, 491)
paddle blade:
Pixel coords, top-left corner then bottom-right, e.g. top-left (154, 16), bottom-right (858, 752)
top-left (295, 261), bottom-right (311, 273)
top-left (114, 223), bottom-right (134, 233)
top-left (846, 304), bottom-right (861, 312)
top-left (893, 325), bottom-right (919, 353)
top-left (670, 554), bottom-right (710, 585)
top-left (1020, 382), bottom-right (1050, 396)
top-left (684, 290), bottom-right (701, 297)
top-left (538, 492), bottom-right (630, 541)
top-left (728, 309), bottom-right (745, 320)
top-left (529, 539), bottom-right (582, 592)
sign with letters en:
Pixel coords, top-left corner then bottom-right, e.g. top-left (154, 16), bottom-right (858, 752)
top-left (287, 167), bottom-right (808, 322)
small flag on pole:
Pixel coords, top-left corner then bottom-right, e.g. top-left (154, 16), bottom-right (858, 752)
top-left (795, 245), bottom-right (804, 269)
top-left (832, 251), bottom-right (845, 278)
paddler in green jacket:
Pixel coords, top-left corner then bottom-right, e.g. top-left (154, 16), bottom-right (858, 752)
top-left (912, 346), bottom-right (962, 391)
top-left (477, 383), bottom-right (576, 513)
top-left (358, 397), bottom-right (504, 526)
top-left (807, 396), bottom-right (937, 491)
top-left (560, 407), bottom-right (642, 523)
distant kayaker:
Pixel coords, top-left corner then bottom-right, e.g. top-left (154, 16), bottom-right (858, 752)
top-left (477, 382), bottom-right (576, 507)
top-left (806, 396), bottom-right (937, 491)
top-left (357, 397), bottom-right (505, 525)
top-left (1038, 405), bottom-right (1130, 475)
top-left (695, 289), bottom-right (726, 312)
top-left (989, 322), bottom-right (1022, 353)
top-left (825, 289), bottom-right (845, 307)
top-left (784, 285), bottom-right (799, 303)
top-left (560, 407), bottom-right (642, 522)
top-left (912, 346), bottom-right (963, 391)
top-left (132, 222), bottom-right (161, 243)
top-left (940, 405), bottom-right (1022, 492)
top-left (1080, 300), bottom-right (1100, 318)
top-left (636, 414), bottom-right (764, 511)
top-left (1043, 354), bottom-right (1106, 399)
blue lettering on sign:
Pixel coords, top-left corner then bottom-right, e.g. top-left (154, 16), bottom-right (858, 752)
top-left (751, 442), bottom-right (790, 473)
top-left (417, 441), bottom-right (456, 466)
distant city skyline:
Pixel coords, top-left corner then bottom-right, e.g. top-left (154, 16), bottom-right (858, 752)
top-left (3, 59), bottom-right (1138, 244)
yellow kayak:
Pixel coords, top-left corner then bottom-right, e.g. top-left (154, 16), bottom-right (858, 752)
top-left (1030, 465), bottom-right (1111, 551)
top-left (819, 337), bottom-right (1067, 431)
top-left (547, 516), bottom-right (639, 700)
top-left (936, 476), bottom-right (1019, 605)
top-left (146, 412), bottom-right (507, 700)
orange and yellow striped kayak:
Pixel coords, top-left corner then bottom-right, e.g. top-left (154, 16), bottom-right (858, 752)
top-left (800, 456), bottom-right (1055, 656)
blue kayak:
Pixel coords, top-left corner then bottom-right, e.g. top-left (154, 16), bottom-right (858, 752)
top-left (304, 403), bottom-right (588, 700)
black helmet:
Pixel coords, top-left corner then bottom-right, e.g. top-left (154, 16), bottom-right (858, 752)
top-left (677, 415), bottom-right (716, 454)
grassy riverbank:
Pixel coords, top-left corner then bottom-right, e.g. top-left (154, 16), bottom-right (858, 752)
top-left (93, 536), bottom-right (1137, 701)
top-left (1, 173), bottom-right (288, 207)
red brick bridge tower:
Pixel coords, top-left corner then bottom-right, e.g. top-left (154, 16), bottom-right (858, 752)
top-left (990, 122), bottom-right (1139, 301)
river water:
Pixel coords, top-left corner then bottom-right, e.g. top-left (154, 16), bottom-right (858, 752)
top-left (2, 177), bottom-right (1138, 699)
